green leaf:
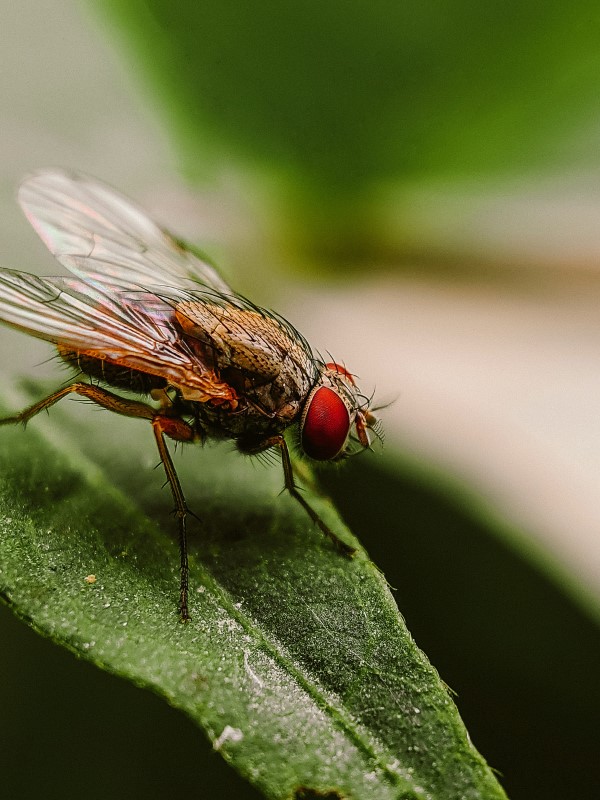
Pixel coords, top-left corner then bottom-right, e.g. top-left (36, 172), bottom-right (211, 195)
top-left (0, 390), bottom-right (507, 800)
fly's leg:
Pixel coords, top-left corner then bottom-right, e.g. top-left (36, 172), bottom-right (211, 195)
top-left (253, 435), bottom-right (356, 557)
top-left (0, 381), bottom-right (156, 426)
top-left (279, 437), bottom-right (356, 556)
top-left (152, 415), bottom-right (195, 622)
top-left (1, 382), bottom-right (196, 621)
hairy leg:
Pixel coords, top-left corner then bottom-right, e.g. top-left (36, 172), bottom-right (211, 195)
top-left (151, 416), bottom-right (195, 621)
top-left (246, 434), bottom-right (355, 556)
top-left (1, 382), bottom-right (196, 621)
top-left (0, 381), bottom-right (156, 425)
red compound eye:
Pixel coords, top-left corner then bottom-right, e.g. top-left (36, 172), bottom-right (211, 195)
top-left (301, 386), bottom-right (350, 460)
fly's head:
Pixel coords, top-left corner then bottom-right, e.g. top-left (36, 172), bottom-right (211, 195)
top-left (299, 361), bottom-right (381, 462)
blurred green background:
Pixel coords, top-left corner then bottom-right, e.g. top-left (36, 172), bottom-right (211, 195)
top-left (100, 0), bottom-right (600, 256)
top-left (2, 1), bottom-right (600, 798)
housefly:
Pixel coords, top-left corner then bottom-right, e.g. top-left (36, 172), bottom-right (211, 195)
top-left (0, 170), bottom-right (380, 620)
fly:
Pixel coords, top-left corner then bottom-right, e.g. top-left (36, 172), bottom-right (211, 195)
top-left (0, 169), bottom-right (380, 620)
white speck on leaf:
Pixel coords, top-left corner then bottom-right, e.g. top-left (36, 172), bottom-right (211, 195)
top-left (213, 725), bottom-right (244, 751)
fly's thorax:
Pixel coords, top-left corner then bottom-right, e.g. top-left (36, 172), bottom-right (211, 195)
top-left (299, 362), bottom-right (375, 461)
top-left (176, 302), bottom-right (283, 376)
top-left (175, 299), bottom-right (316, 419)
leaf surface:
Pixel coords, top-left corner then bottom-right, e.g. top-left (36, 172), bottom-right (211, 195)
top-left (0, 394), bottom-right (506, 799)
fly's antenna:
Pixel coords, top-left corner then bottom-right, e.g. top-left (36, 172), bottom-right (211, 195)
top-left (370, 390), bottom-right (399, 413)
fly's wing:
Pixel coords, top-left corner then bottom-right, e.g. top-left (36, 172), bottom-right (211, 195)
top-left (18, 169), bottom-right (232, 296)
top-left (0, 269), bottom-right (236, 403)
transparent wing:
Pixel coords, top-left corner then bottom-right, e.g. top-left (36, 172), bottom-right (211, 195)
top-left (18, 169), bottom-right (232, 296)
top-left (0, 269), bottom-right (233, 400)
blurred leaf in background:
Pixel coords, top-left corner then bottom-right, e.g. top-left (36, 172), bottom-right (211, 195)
top-left (96, 0), bottom-right (600, 256)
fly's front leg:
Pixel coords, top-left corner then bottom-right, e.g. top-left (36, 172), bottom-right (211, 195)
top-left (252, 435), bottom-right (356, 557)
top-left (152, 415), bottom-right (195, 622)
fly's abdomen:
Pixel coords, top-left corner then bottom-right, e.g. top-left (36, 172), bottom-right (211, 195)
top-left (58, 348), bottom-right (167, 395)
